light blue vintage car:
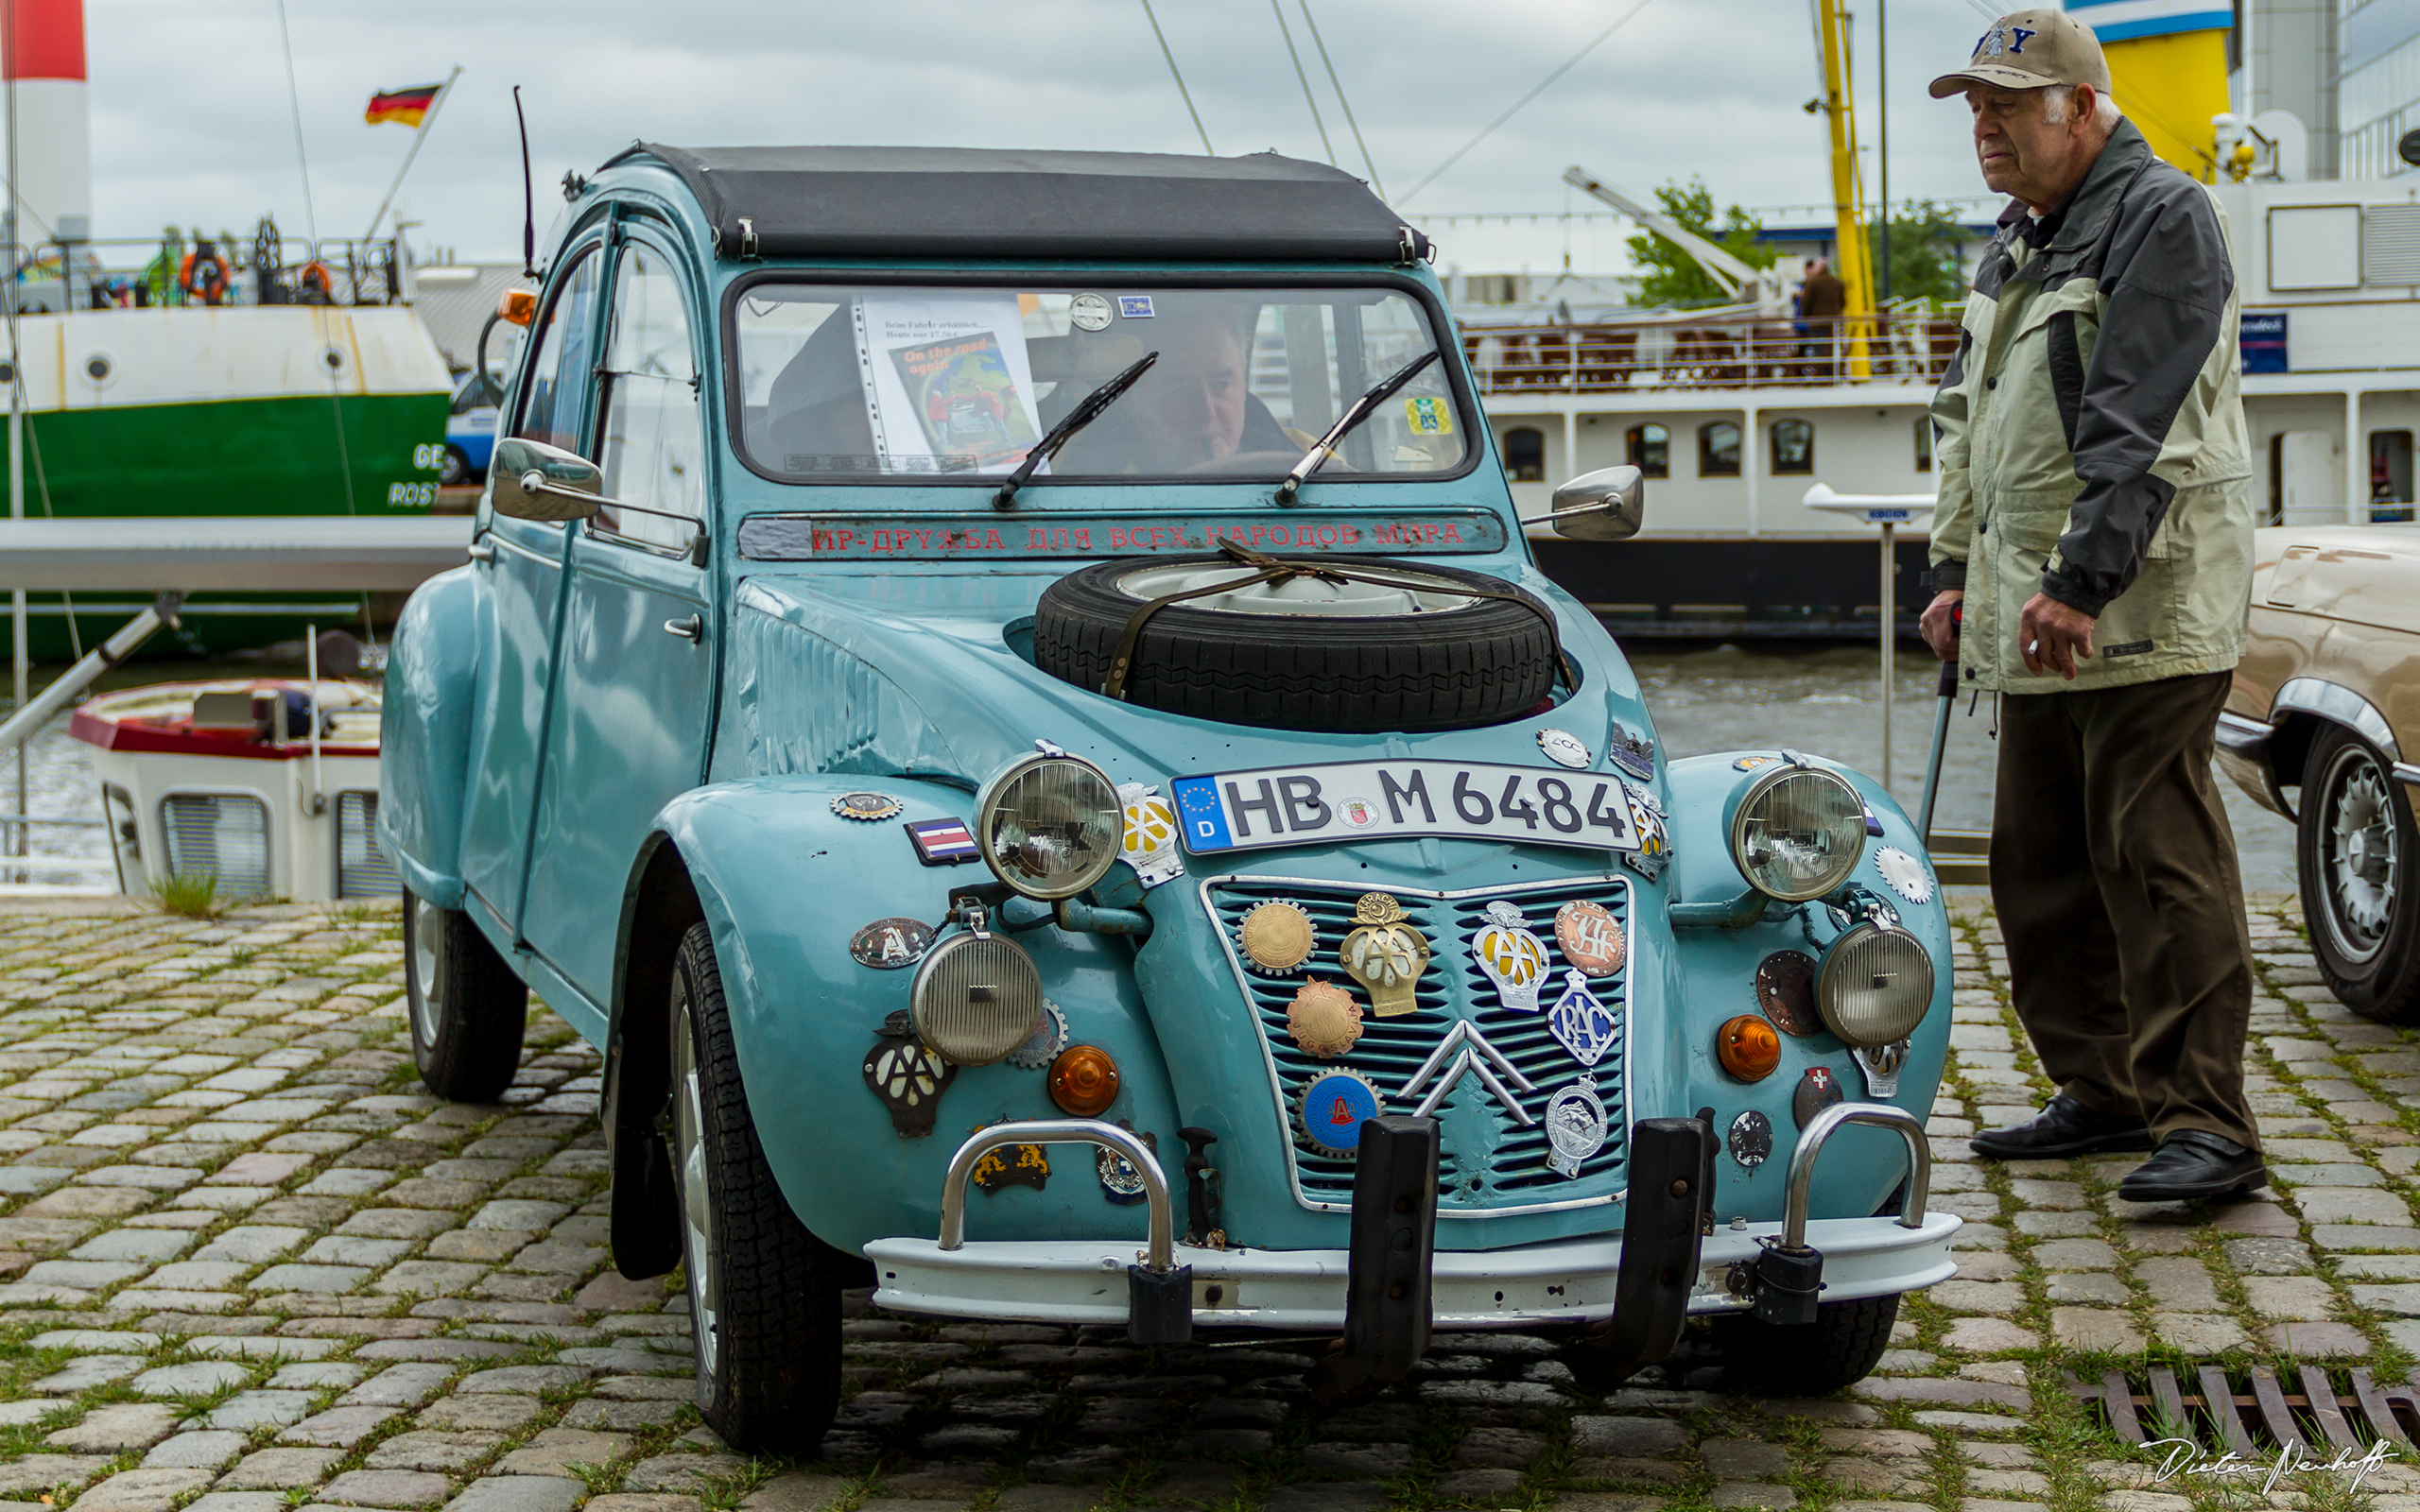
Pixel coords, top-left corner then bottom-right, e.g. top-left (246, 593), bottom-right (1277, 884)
top-left (379, 146), bottom-right (1959, 1453)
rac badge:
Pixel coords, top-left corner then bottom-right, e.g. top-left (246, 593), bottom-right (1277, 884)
top-left (1546, 969), bottom-right (1619, 1068)
top-left (1339, 892), bottom-right (1429, 1017)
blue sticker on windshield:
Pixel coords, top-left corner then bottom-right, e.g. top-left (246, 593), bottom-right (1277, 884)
top-left (1118, 294), bottom-right (1155, 318)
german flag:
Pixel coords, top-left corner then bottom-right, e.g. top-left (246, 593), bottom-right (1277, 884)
top-left (365, 83), bottom-right (442, 127)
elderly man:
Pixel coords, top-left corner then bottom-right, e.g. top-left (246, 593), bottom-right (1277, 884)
top-left (1917, 10), bottom-right (2262, 1201)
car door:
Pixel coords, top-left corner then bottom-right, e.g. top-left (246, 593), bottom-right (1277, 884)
top-left (518, 230), bottom-right (717, 1007)
top-left (457, 242), bottom-right (604, 934)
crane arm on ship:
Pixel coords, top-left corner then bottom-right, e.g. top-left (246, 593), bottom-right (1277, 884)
top-left (1810, 0), bottom-right (1875, 377)
top-left (1561, 166), bottom-right (1776, 311)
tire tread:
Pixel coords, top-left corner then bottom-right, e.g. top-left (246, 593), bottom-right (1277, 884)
top-left (407, 890), bottom-right (528, 1103)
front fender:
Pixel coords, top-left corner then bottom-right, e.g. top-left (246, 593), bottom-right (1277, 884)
top-left (656, 776), bottom-right (1184, 1258)
top-left (378, 565), bottom-right (484, 909)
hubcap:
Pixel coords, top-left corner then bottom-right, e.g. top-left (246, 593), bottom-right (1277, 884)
top-left (2321, 747), bottom-right (2400, 963)
top-left (409, 895), bottom-right (445, 1051)
top-left (670, 988), bottom-right (720, 1388)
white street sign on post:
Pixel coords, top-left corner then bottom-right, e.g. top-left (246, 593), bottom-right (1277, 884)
top-left (1801, 484), bottom-right (1939, 795)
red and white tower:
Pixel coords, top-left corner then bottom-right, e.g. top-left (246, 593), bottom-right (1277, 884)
top-left (2, 0), bottom-right (89, 243)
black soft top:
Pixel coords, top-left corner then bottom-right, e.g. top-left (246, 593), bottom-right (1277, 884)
top-left (599, 144), bottom-right (1429, 264)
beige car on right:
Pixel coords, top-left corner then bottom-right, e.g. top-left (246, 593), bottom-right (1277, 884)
top-left (2218, 524), bottom-right (2420, 1021)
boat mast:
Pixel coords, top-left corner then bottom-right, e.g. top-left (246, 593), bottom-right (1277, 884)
top-left (1814, 0), bottom-right (1875, 378)
top-left (7, 0), bottom-right (23, 875)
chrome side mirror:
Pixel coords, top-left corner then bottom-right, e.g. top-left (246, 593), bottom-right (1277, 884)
top-left (1546, 464), bottom-right (1645, 541)
top-left (492, 437), bottom-right (604, 522)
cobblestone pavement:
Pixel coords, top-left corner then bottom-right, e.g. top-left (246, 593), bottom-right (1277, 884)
top-left (0, 895), bottom-right (2413, 1512)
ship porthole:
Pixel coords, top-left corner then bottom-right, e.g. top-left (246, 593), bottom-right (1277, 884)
top-left (321, 345), bottom-right (350, 376)
top-left (78, 351), bottom-right (114, 388)
top-left (0, 361), bottom-right (15, 387)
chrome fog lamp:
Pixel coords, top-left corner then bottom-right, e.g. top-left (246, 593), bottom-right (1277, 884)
top-left (1818, 921), bottom-right (1935, 1047)
top-left (910, 908), bottom-right (1046, 1066)
top-left (976, 750), bottom-right (1123, 901)
top-left (1729, 765), bottom-right (1866, 902)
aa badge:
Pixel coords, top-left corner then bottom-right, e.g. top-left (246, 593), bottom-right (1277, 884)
top-left (1339, 893), bottom-right (1429, 1017)
top-left (1116, 782), bottom-right (1184, 888)
top-left (1473, 900), bottom-right (1551, 1012)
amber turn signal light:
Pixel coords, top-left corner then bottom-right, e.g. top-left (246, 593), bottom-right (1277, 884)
top-left (1047, 1044), bottom-right (1121, 1116)
top-left (1716, 1014), bottom-right (1782, 1082)
top-left (497, 288), bottom-right (538, 327)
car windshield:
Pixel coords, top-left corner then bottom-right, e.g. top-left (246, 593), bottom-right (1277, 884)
top-left (729, 284), bottom-right (1466, 483)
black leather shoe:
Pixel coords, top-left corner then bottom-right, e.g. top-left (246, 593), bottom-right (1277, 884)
top-left (1969, 1093), bottom-right (2154, 1160)
top-left (2118, 1130), bottom-right (2268, 1203)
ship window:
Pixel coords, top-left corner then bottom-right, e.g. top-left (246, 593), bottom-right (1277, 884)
top-left (1771, 419), bottom-right (1815, 474)
top-left (1625, 423), bottom-right (1669, 478)
top-left (2371, 430), bottom-right (2413, 521)
top-left (336, 792), bottom-right (402, 899)
top-left (1699, 421), bottom-right (1740, 477)
top-left (160, 793), bottom-right (271, 901)
top-left (1915, 417), bottom-right (1934, 473)
top-left (1504, 425), bottom-right (1547, 482)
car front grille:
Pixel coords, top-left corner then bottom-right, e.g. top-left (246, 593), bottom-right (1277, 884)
top-left (1204, 875), bottom-right (1631, 1216)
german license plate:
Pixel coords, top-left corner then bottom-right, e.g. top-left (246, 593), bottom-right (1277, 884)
top-left (1169, 761), bottom-right (1641, 856)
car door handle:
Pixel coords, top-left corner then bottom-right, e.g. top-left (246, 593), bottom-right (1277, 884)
top-left (664, 614), bottom-right (703, 643)
top-left (467, 541), bottom-right (495, 563)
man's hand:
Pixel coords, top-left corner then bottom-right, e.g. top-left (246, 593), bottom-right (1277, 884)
top-left (1919, 590), bottom-right (1964, 661)
top-left (2019, 593), bottom-right (2097, 679)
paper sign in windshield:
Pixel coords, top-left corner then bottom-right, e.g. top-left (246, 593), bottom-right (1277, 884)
top-left (1170, 761), bottom-right (1642, 856)
top-left (857, 294), bottom-right (1044, 472)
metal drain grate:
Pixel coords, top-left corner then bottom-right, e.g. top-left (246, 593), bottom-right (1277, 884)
top-left (2069, 1366), bottom-right (2420, 1453)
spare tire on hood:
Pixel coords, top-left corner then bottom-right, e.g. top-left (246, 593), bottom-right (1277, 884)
top-left (1032, 553), bottom-right (1564, 733)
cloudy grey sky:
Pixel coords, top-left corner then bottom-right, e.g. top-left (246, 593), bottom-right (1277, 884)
top-left (65, 0), bottom-right (2010, 275)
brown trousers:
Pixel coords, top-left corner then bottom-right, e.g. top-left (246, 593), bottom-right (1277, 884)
top-left (1989, 669), bottom-right (2259, 1149)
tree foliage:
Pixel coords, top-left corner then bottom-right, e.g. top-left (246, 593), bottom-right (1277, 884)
top-left (1871, 199), bottom-right (1974, 307)
top-left (1625, 178), bottom-right (1777, 310)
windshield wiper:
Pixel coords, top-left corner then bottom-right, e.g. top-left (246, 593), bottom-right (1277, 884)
top-left (1272, 348), bottom-right (1441, 507)
top-left (993, 351), bottom-right (1160, 509)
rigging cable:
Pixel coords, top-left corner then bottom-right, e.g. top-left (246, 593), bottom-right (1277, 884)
top-left (1399, 0), bottom-right (1655, 203)
top-left (1138, 0), bottom-right (1215, 155)
top-left (276, 0), bottom-right (361, 552)
top-left (1299, 2), bottom-right (1384, 197)
top-left (1270, 0), bottom-right (1336, 164)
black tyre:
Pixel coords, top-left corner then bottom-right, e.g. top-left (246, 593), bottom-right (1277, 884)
top-left (1715, 1293), bottom-right (1899, 1394)
top-left (668, 922), bottom-right (841, 1454)
top-left (438, 445), bottom-right (471, 486)
top-left (404, 887), bottom-right (528, 1102)
top-left (2298, 725), bottom-right (2420, 1022)
top-left (1033, 554), bottom-right (1560, 732)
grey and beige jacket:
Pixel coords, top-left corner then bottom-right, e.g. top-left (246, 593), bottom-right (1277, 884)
top-left (1928, 117), bottom-right (2254, 695)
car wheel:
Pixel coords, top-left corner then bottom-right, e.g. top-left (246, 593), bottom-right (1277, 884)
top-left (404, 887), bottom-right (528, 1102)
top-left (439, 445), bottom-right (470, 486)
top-left (2299, 725), bottom-right (2420, 1022)
top-left (1714, 1292), bottom-right (1899, 1394)
top-left (667, 921), bottom-right (841, 1454)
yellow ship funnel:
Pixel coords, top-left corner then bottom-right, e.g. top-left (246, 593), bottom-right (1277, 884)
top-left (2065, 0), bottom-right (2234, 180)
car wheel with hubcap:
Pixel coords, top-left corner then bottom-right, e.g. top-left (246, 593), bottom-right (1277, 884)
top-left (2299, 725), bottom-right (2420, 1022)
top-left (1713, 1291), bottom-right (1900, 1394)
top-left (439, 445), bottom-right (471, 486)
top-left (404, 887), bottom-right (528, 1102)
top-left (667, 921), bottom-right (840, 1454)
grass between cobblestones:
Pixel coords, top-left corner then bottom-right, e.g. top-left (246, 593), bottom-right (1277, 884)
top-left (0, 896), bottom-right (2408, 1512)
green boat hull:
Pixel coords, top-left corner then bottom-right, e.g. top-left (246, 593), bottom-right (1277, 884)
top-left (5, 390), bottom-right (449, 661)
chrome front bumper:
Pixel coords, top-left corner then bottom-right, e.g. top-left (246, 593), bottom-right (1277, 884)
top-left (864, 1104), bottom-right (1961, 1331)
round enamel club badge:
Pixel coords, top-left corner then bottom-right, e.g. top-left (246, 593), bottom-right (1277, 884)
top-left (1793, 1064), bottom-right (1846, 1127)
top-left (1006, 1000), bottom-right (1070, 1071)
top-left (1339, 893), bottom-right (1429, 1017)
top-left (1069, 292), bottom-right (1114, 331)
top-left (1545, 1074), bottom-right (1607, 1178)
top-left (831, 791), bottom-right (905, 821)
top-left (1238, 901), bottom-right (1316, 975)
top-left (1874, 846), bottom-right (1934, 905)
top-left (1536, 729), bottom-right (1592, 769)
top-left (1286, 978), bottom-right (1363, 1059)
top-left (1299, 1070), bottom-right (1384, 1156)
top-left (1729, 1109), bottom-right (1773, 1170)
top-left (1554, 900), bottom-right (1626, 977)
top-left (1473, 900), bottom-right (1551, 1012)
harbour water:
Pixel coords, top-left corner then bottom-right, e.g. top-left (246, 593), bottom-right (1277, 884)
top-left (7, 644), bottom-right (2300, 895)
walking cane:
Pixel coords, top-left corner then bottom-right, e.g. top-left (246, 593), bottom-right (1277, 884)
top-left (1916, 602), bottom-right (1961, 843)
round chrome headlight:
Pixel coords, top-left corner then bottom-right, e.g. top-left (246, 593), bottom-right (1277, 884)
top-left (1818, 921), bottom-right (1934, 1047)
top-left (976, 751), bottom-right (1124, 901)
top-left (1729, 765), bottom-right (1867, 902)
top-left (910, 922), bottom-right (1045, 1066)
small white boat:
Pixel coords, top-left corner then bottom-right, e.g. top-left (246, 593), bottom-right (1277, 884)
top-left (68, 678), bottom-right (394, 902)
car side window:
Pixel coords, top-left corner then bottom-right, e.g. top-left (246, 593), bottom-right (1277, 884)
top-left (594, 244), bottom-right (702, 553)
top-left (512, 249), bottom-right (603, 453)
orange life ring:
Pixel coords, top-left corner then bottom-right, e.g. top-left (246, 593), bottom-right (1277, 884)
top-left (179, 250), bottom-right (230, 304)
top-left (296, 261), bottom-right (334, 301)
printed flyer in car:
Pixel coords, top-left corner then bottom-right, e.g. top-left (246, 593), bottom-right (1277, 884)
top-left (856, 294), bottom-right (1044, 472)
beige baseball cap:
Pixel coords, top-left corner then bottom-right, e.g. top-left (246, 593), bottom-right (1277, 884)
top-left (1929, 9), bottom-right (2111, 98)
